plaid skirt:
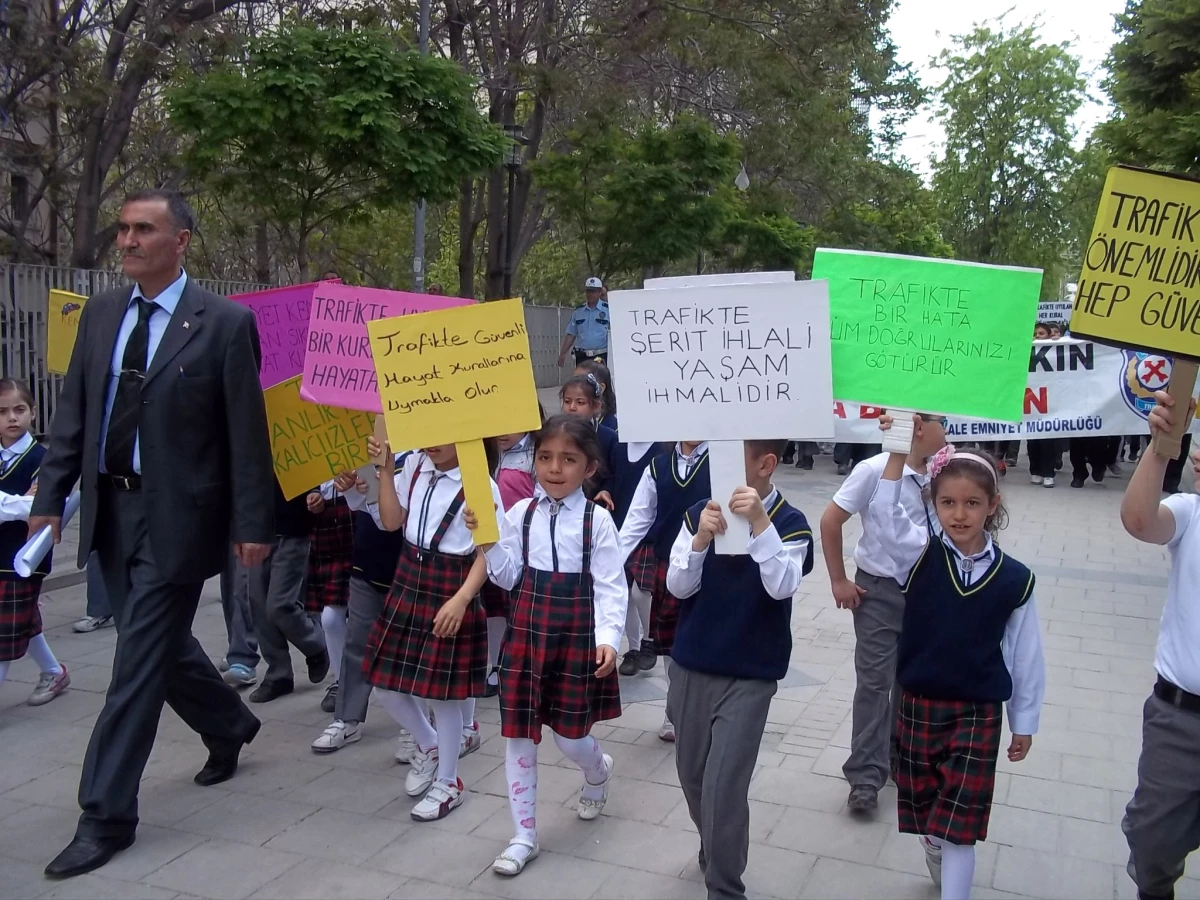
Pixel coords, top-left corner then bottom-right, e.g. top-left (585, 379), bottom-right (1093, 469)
top-left (363, 542), bottom-right (487, 701)
top-left (500, 566), bottom-right (622, 742)
top-left (304, 499), bottom-right (355, 614)
top-left (896, 691), bottom-right (1003, 844)
top-left (625, 542), bottom-right (659, 590)
top-left (480, 581), bottom-right (510, 620)
top-left (0, 577), bottom-right (43, 662)
top-left (626, 544), bottom-right (679, 650)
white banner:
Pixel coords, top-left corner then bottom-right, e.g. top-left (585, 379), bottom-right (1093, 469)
top-left (832, 340), bottom-right (1200, 442)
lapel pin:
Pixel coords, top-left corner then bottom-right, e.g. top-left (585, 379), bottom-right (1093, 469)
top-left (182, 321), bottom-right (190, 329)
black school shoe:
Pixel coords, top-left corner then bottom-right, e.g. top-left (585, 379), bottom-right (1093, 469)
top-left (847, 784), bottom-right (879, 813)
top-left (636, 643), bottom-right (658, 671)
top-left (1070, 476), bottom-right (1086, 489)
top-left (249, 679), bottom-right (294, 703)
top-left (307, 649), bottom-right (330, 684)
top-left (45, 833), bottom-right (136, 879)
top-left (618, 651), bottom-right (640, 677)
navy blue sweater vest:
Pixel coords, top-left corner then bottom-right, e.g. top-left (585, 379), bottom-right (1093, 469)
top-left (609, 442), bottom-right (658, 529)
top-left (0, 442), bottom-right (48, 579)
top-left (352, 452), bottom-right (409, 589)
top-left (647, 449), bottom-right (711, 560)
top-left (671, 495), bottom-right (812, 681)
top-left (898, 540), bottom-right (1034, 702)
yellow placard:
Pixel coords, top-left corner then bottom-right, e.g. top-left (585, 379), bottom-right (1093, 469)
top-left (47, 289), bottom-right (87, 375)
top-left (457, 439), bottom-right (500, 545)
top-left (264, 375), bottom-right (376, 500)
top-left (367, 298), bottom-right (542, 448)
top-left (1071, 166), bottom-right (1200, 359)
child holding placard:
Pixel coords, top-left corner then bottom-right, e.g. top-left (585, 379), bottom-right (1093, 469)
top-left (305, 477), bottom-right (356, 713)
top-left (0, 378), bottom-right (69, 706)
top-left (619, 439), bottom-right (711, 740)
top-left (466, 414), bottom-right (626, 877)
top-left (1118, 391), bottom-right (1200, 900)
top-left (870, 417), bottom-right (1045, 900)
top-left (665, 439), bottom-right (813, 900)
top-left (361, 438), bottom-right (501, 821)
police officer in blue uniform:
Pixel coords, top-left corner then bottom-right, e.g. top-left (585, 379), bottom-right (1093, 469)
top-left (557, 276), bottom-right (610, 367)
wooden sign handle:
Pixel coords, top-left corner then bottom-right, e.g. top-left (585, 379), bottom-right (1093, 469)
top-left (1151, 360), bottom-right (1199, 461)
top-left (457, 439), bottom-right (500, 546)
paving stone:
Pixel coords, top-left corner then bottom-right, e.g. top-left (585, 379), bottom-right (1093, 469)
top-left (173, 792), bottom-right (317, 846)
top-left (991, 845), bottom-right (1116, 900)
top-left (765, 806), bottom-right (891, 865)
top-left (142, 839), bottom-right (303, 899)
top-left (249, 857), bottom-right (407, 899)
top-left (798, 856), bottom-right (936, 899)
top-left (569, 817), bottom-right (700, 876)
top-left (264, 806), bottom-right (409, 863)
top-left (1005, 774), bottom-right (1112, 823)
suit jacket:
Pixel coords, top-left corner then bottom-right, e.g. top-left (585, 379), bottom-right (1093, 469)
top-left (33, 279), bottom-right (276, 583)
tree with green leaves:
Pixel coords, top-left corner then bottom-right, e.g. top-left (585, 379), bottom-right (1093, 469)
top-left (1100, 0), bottom-right (1200, 175)
top-left (931, 23), bottom-right (1085, 295)
top-left (167, 24), bottom-right (505, 277)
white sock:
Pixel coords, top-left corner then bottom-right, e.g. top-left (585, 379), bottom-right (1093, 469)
top-left (374, 690), bottom-right (437, 749)
top-left (628, 582), bottom-right (651, 649)
top-left (487, 617), bottom-right (506, 671)
top-left (461, 698), bottom-right (477, 733)
top-left (320, 606), bottom-right (346, 682)
top-left (427, 698), bottom-right (464, 784)
top-left (941, 841), bottom-right (975, 900)
top-left (505, 737), bottom-right (538, 854)
top-left (0, 659), bottom-right (9, 685)
top-left (552, 731), bottom-right (609, 800)
top-left (25, 634), bottom-right (62, 676)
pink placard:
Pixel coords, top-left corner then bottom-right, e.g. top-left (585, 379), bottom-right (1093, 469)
top-left (300, 282), bottom-right (473, 412)
top-left (231, 282), bottom-right (326, 390)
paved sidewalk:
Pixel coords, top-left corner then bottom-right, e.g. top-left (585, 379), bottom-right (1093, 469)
top-left (0, 451), bottom-right (1194, 900)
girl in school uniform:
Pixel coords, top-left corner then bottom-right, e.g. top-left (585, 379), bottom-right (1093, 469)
top-left (361, 439), bottom-right (501, 821)
top-left (869, 417), bottom-right (1045, 900)
top-left (466, 414), bottom-right (626, 877)
top-left (0, 379), bottom-right (69, 706)
top-left (305, 477), bottom-right (356, 713)
top-left (618, 439), bottom-right (710, 738)
top-left (574, 359), bottom-right (618, 433)
top-left (560, 374), bottom-right (620, 503)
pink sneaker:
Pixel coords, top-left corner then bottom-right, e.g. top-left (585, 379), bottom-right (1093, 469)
top-left (28, 665), bottom-right (70, 706)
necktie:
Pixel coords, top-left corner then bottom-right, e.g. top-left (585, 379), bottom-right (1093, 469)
top-left (547, 498), bottom-right (561, 571)
top-left (104, 298), bottom-right (157, 476)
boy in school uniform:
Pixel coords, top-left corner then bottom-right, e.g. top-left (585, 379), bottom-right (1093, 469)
top-left (665, 440), bottom-right (813, 900)
top-left (245, 479), bottom-right (329, 703)
top-left (1119, 392), bottom-right (1200, 900)
top-left (819, 414), bottom-right (946, 813)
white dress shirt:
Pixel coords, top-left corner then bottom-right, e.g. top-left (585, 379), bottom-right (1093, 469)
top-left (1156, 494), bottom-right (1200, 694)
top-left (0, 432), bottom-right (36, 522)
top-left (363, 453), bottom-right (501, 556)
top-left (500, 434), bottom-right (534, 473)
top-left (867, 476), bottom-right (1046, 735)
top-left (831, 451), bottom-right (930, 580)
top-left (618, 442), bottom-right (709, 562)
top-left (665, 487), bottom-right (809, 603)
top-left (484, 487), bottom-right (629, 651)
top-left (99, 269), bottom-right (188, 474)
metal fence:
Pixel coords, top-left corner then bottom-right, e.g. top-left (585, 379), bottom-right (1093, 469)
top-left (0, 263), bottom-right (574, 430)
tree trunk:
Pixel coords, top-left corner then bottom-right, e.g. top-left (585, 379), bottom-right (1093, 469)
top-left (457, 178), bottom-right (476, 298)
top-left (484, 167), bottom-right (506, 299)
top-left (254, 219), bottom-right (270, 283)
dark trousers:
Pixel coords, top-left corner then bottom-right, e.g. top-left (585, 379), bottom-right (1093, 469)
top-left (1027, 439), bottom-right (1058, 479)
top-left (85, 551), bottom-right (110, 618)
top-left (1164, 434), bottom-right (1193, 494)
top-left (335, 575), bottom-right (386, 725)
top-left (1069, 437), bottom-right (1110, 481)
top-left (219, 547), bottom-right (259, 670)
top-left (246, 535), bottom-right (323, 686)
top-left (834, 443), bottom-right (880, 468)
top-left (79, 485), bottom-right (258, 839)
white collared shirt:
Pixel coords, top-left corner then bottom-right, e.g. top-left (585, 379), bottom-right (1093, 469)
top-left (0, 432), bottom-right (35, 522)
top-left (363, 453), bottom-right (501, 555)
top-left (618, 442), bottom-right (709, 562)
top-left (1156, 494), bottom-right (1200, 694)
top-left (500, 433), bottom-right (534, 474)
top-left (484, 487), bottom-right (629, 651)
top-left (664, 488), bottom-right (809, 603)
top-left (831, 451), bottom-right (930, 580)
top-left (867, 476), bottom-right (1046, 735)
top-left (99, 269), bottom-right (189, 474)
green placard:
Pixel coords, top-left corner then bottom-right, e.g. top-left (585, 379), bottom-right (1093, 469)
top-left (811, 249), bottom-right (1043, 421)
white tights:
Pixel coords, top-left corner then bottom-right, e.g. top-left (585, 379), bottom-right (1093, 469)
top-left (374, 690), bottom-right (463, 784)
top-left (0, 634), bottom-right (62, 686)
top-left (624, 582), bottom-right (651, 650)
top-left (927, 836), bottom-right (975, 899)
top-left (505, 733), bottom-right (609, 846)
top-left (319, 606), bottom-right (346, 683)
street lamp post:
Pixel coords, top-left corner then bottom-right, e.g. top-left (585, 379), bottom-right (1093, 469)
top-left (502, 123), bottom-right (524, 298)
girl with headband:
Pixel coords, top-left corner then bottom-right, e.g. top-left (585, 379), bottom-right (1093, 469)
top-left (867, 416), bottom-right (1045, 900)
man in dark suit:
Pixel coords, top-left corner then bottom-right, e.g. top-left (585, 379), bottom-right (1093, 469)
top-left (33, 189), bottom-right (276, 879)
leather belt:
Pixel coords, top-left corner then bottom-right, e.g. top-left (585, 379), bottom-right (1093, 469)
top-left (101, 473), bottom-right (142, 491)
top-left (1154, 676), bottom-right (1200, 713)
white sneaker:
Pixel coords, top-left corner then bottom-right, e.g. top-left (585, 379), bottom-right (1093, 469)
top-left (405, 743), bottom-right (439, 796)
top-left (1030, 475), bottom-right (1043, 485)
top-left (311, 720), bottom-right (360, 753)
top-left (577, 754), bottom-right (613, 820)
top-left (1043, 476), bottom-right (1055, 488)
top-left (459, 721), bottom-right (481, 758)
top-left (411, 777), bottom-right (464, 821)
top-left (395, 729), bottom-right (415, 765)
top-left (921, 836), bottom-right (943, 887)
top-left (658, 712), bottom-right (675, 743)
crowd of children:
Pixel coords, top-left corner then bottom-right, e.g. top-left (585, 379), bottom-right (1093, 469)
top-left (12, 349), bottom-right (1200, 900)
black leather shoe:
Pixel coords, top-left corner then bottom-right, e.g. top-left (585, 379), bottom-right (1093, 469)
top-left (45, 833), bottom-right (135, 879)
top-left (636, 644), bottom-right (658, 672)
top-left (249, 679), bottom-right (293, 703)
top-left (195, 716), bottom-right (261, 786)
top-left (1070, 476), bottom-right (1085, 489)
top-left (847, 784), bottom-right (879, 813)
top-left (306, 649), bottom-right (330, 684)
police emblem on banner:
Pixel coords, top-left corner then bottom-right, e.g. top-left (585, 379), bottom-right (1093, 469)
top-left (1120, 351), bottom-right (1173, 419)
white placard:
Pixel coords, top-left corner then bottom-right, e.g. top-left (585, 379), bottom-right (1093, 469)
top-left (707, 441), bottom-right (749, 555)
top-left (608, 280), bottom-right (834, 442)
top-left (644, 271), bottom-right (796, 290)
